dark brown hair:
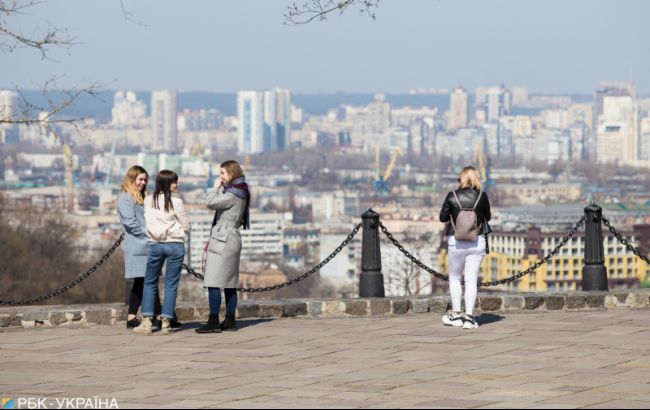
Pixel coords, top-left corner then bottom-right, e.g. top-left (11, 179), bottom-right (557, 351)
top-left (153, 170), bottom-right (178, 212)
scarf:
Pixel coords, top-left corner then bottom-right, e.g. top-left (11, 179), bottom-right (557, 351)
top-left (223, 176), bottom-right (251, 230)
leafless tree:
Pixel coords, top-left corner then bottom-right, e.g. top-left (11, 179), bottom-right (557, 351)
top-left (284, 0), bottom-right (380, 25)
top-left (0, 0), bottom-right (106, 134)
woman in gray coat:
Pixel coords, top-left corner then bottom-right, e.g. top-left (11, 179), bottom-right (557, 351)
top-left (117, 166), bottom-right (160, 329)
top-left (196, 160), bottom-right (250, 334)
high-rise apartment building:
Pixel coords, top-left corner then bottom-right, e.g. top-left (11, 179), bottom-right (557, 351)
top-left (151, 90), bottom-right (178, 153)
top-left (112, 91), bottom-right (147, 128)
top-left (0, 90), bottom-right (19, 121)
top-left (239, 88), bottom-right (291, 154)
top-left (238, 91), bottom-right (264, 154)
top-left (0, 91), bottom-right (20, 144)
top-left (596, 85), bottom-right (638, 164)
top-left (447, 86), bottom-right (469, 131)
top-left (485, 86), bottom-right (511, 123)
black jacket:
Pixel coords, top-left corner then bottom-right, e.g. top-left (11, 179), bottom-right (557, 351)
top-left (439, 188), bottom-right (492, 238)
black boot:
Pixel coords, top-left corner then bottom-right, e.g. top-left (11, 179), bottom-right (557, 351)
top-left (221, 315), bottom-right (237, 332)
top-left (170, 313), bottom-right (182, 329)
top-left (195, 315), bottom-right (222, 334)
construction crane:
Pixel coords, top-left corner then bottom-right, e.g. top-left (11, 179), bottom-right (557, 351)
top-left (62, 144), bottom-right (74, 212)
top-left (373, 146), bottom-right (403, 194)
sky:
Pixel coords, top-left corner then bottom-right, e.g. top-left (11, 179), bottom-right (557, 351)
top-left (2, 0), bottom-right (649, 94)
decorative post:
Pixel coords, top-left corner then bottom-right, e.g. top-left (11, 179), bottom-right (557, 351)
top-left (359, 209), bottom-right (385, 298)
top-left (582, 204), bottom-right (609, 291)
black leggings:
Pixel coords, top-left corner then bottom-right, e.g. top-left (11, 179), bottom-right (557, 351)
top-left (128, 277), bottom-right (161, 316)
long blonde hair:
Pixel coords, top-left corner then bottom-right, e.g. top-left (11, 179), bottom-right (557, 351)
top-left (458, 166), bottom-right (482, 191)
top-left (120, 166), bottom-right (148, 205)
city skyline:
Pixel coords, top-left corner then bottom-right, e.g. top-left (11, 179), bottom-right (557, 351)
top-left (3, 0), bottom-right (649, 94)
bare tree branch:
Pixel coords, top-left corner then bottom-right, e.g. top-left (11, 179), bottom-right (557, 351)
top-left (0, 0), bottom-right (75, 59)
top-left (119, 0), bottom-right (147, 28)
top-left (284, 0), bottom-right (379, 25)
top-left (0, 76), bottom-right (102, 138)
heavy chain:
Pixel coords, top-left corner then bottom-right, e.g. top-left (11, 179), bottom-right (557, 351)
top-left (602, 217), bottom-right (650, 264)
top-left (0, 234), bottom-right (125, 306)
top-left (380, 217), bottom-right (585, 287)
top-left (183, 223), bottom-right (362, 293)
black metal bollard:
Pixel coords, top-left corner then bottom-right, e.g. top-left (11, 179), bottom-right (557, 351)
top-left (359, 209), bottom-right (385, 298)
top-left (582, 204), bottom-right (609, 291)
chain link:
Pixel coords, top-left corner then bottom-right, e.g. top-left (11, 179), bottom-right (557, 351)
top-left (0, 234), bottom-right (125, 306)
top-left (602, 217), bottom-right (650, 265)
top-left (183, 223), bottom-right (362, 293)
top-left (381, 218), bottom-right (585, 287)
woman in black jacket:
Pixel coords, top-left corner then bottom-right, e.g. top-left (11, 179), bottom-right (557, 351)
top-left (439, 166), bottom-right (492, 329)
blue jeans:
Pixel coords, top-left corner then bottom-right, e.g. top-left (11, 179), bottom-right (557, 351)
top-left (142, 242), bottom-right (185, 319)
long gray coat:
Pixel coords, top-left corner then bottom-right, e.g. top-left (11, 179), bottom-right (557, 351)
top-left (203, 188), bottom-right (246, 288)
top-left (117, 192), bottom-right (149, 279)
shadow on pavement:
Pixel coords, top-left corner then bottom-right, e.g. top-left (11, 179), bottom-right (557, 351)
top-left (478, 314), bottom-right (505, 326)
top-left (174, 318), bottom-right (275, 332)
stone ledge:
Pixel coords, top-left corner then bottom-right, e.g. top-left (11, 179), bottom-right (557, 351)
top-left (2, 290), bottom-right (650, 329)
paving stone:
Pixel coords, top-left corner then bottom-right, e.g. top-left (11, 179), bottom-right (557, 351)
top-left (545, 295), bottom-right (565, 311)
top-left (480, 296), bottom-right (503, 312)
top-left (345, 300), bottom-right (368, 316)
top-left (524, 295), bottom-right (545, 310)
top-left (430, 297), bottom-right (451, 313)
top-left (505, 296), bottom-right (524, 309)
top-left (321, 301), bottom-right (346, 317)
top-left (308, 301), bottom-right (322, 317)
top-left (391, 300), bottom-right (410, 315)
top-left (22, 310), bottom-right (50, 322)
top-left (10, 314), bottom-right (23, 327)
top-left (283, 301), bottom-right (307, 317)
top-left (49, 312), bottom-right (68, 326)
top-left (85, 310), bottom-right (113, 325)
top-left (65, 311), bottom-right (83, 321)
top-left (175, 306), bottom-right (195, 321)
top-left (409, 299), bottom-right (429, 314)
top-left (370, 299), bottom-right (392, 315)
top-left (194, 306), bottom-right (210, 320)
top-left (614, 292), bottom-right (629, 303)
top-left (0, 314), bottom-right (11, 327)
top-left (566, 295), bottom-right (586, 310)
top-left (626, 293), bottom-right (649, 308)
top-left (586, 294), bottom-right (606, 308)
top-left (258, 302), bottom-right (285, 318)
top-left (236, 302), bottom-right (259, 319)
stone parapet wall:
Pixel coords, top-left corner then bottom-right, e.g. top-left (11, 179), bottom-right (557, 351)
top-left (2, 290), bottom-right (650, 329)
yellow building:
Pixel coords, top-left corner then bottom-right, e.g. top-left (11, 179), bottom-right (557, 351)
top-left (438, 226), bottom-right (650, 292)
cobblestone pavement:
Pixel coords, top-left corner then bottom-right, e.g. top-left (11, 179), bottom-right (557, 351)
top-left (1, 310), bottom-right (649, 409)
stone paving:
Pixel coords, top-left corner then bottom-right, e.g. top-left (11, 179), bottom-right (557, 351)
top-left (1, 310), bottom-right (650, 409)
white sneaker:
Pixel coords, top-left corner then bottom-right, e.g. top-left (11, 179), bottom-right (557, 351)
top-left (442, 312), bottom-right (464, 327)
top-left (463, 314), bottom-right (479, 330)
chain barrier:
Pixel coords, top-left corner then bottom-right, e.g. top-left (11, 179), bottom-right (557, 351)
top-left (381, 217), bottom-right (586, 287)
top-left (183, 223), bottom-right (363, 293)
top-left (0, 234), bottom-right (125, 306)
top-left (602, 217), bottom-right (650, 265)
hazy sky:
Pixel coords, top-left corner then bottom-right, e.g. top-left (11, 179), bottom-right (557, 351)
top-left (3, 0), bottom-right (649, 94)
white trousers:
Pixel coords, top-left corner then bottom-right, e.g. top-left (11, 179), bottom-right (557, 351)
top-left (447, 235), bottom-right (486, 315)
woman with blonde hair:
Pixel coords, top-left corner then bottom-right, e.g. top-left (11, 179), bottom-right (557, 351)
top-left (439, 166), bottom-right (492, 330)
top-left (117, 165), bottom-right (161, 329)
top-left (196, 160), bottom-right (250, 334)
